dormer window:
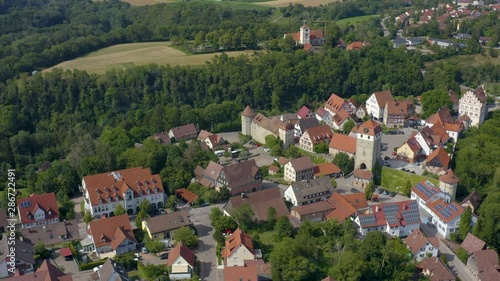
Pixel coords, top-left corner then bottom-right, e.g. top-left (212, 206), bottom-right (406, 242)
top-left (143, 180), bottom-right (148, 185)
top-left (136, 181), bottom-right (141, 187)
top-left (151, 179), bottom-right (156, 184)
top-left (48, 210), bottom-right (52, 215)
top-left (27, 214), bottom-right (32, 220)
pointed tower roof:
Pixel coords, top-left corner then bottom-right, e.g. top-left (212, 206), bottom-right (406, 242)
top-left (241, 105), bottom-right (255, 117)
top-left (439, 169), bottom-right (459, 184)
top-left (301, 21), bottom-right (310, 29)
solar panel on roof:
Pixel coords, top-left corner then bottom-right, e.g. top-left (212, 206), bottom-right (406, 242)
top-left (449, 204), bottom-right (459, 211)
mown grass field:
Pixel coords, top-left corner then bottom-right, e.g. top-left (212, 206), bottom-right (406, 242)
top-left (336, 14), bottom-right (381, 25)
top-left (121, 0), bottom-right (338, 8)
top-left (46, 42), bottom-right (261, 74)
top-left (425, 53), bottom-right (500, 68)
top-left (380, 167), bottom-right (439, 193)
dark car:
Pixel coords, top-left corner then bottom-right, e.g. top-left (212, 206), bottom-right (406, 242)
top-left (397, 131), bottom-right (404, 135)
top-left (384, 156), bottom-right (390, 160)
top-left (377, 189), bottom-right (384, 194)
top-left (410, 171), bottom-right (416, 174)
top-left (383, 190), bottom-right (390, 195)
top-left (390, 192), bottom-right (396, 197)
top-left (401, 168), bottom-right (408, 172)
top-left (159, 253), bottom-right (169, 260)
top-left (350, 188), bottom-right (360, 193)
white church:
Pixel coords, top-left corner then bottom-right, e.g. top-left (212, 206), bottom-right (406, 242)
top-left (284, 22), bottom-right (325, 47)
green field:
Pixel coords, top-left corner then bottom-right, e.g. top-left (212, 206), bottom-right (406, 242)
top-left (380, 167), bottom-right (439, 193)
top-left (425, 54), bottom-right (500, 68)
top-left (337, 14), bottom-right (381, 25)
top-left (121, 0), bottom-right (272, 10)
top-left (46, 42), bottom-right (261, 74)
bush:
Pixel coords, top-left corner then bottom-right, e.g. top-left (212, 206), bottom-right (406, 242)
top-left (456, 247), bottom-right (469, 263)
top-left (115, 253), bottom-right (138, 271)
top-left (79, 259), bottom-right (108, 271)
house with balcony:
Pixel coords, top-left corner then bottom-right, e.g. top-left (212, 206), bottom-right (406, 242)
top-left (87, 214), bottom-right (137, 256)
top-left (17, 193), bottom-right (59, 228)
top-left (81, 167), bottom-right (165, 218)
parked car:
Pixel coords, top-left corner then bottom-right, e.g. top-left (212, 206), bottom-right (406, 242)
top-left (401, 168), bottom-right (408, 172)
top-left (414, 162), bottom-right (420, 166)
top-left (141, 247), bottom-right (149, 254)
top-left (397, 131), bottom-right (404, 135)
top-left (384, 156), bottom-right (390, 160)
top-left (377, 189), bottom-right (384, 194)
top-left (383, 190), bottom-right (390, 195)
top-left (350, 188), bottom-right (360, 193)
top-left (159, 253), bottom-right (169, 260)
top-left (410, 171), bottom-right (416, 174)
top-left (390, 192), bottom-right (396, 197)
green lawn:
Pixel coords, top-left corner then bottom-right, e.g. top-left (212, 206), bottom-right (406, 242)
top-left (380, 167), bottom-right (439, 193)
top-left (297, 147), bottom-right (329, 164)
top-left (337, 14), bottom-right (381, 25)
top-left (0, 187), bottom-right (30, 201)
top-left (252, 230), bottom-right (277, 260)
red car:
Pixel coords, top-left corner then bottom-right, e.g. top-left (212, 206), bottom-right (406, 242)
top-left (392, 151), bottom-right (397, 156)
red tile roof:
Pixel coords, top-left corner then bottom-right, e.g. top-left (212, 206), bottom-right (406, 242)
top-left (224, 265), bottom-right (258, 281)
top-left (469, 250), bottom-right (500, 281)
top-left (297, 106), bottom-right (311, 119)
top-left (60, 248), bottom-right (72, 257)
top-left (169, 123), bottom-right (197, 139)
top-left (404, 137), bottom-right (422, 153)
top-left (461, 233), bottom-right (486, 254)
top-left (17, 193), bottom-right (59, 225)
top-left (88, 214), bottom-right (136, 250)
top-left (373, 90), bottom-right (394, 107)
top-left (430, 122), bottom-right (450, 144)
top-left (404, 229), bottom-right (437, 255)
top-left (359, 200), bottom-right (420, 228)
top-left (438, 169), bottom-right (459, 184)
top-left (425, 146), bottom-right (450, 168)
top-left (332, 109), bottom-right (351, 125)
top-left (197, 130), bottom-right (213, 140)
top-left (83, 167), bottom-right (164, 207)
top-left (175, 188), bottom-right (199, 204)
top-left (386, 101), bottom-right (409, 115)
top-left (222, 228), bottom-right (254, 258)
top-left (321, 277), bottom-right (337, 281)
top-left (426, 199), bottom-right (464, 223)
top-left (346, 41), bottom-right (369, 50)
top-left (353, 120), bottom-right (382, 136)
top-left (427, 108), bottom-right (453, 125)
top-left (314, 163), bottom-right (341, 177)
top-left (292, 201), bottom-right (335, 216)
top-left (353, 169), bottom-right (373, 180)
top-left (4, 259), bottom-right (73, 281)
top-left (324, 94), bottom-right (347, 114)
top-left (269, 165), bottom-right (280, 173)
top-left (419, 257), bottom-right (456, 281)
top-left (316, 107), bottom-right (329, 117)
top-left (310, 29), bottom-right (324, 40)
top-left (444, 122), bottom-right (462, 132)
top-left (241, 105), bottom-right (255, 117)
top-left (303, 43), bottom-right (313, 52)
top-left (167, 242), bottom-right (196, 268)
top-left (342, 193), bottom-right (369, 210)
top-left (288, 156), bottom-right (315, 172)
top-left (326, 192), bottom-right (358, 222)
top-left (304, 125), bottom-right (333, 144)
top-left (329, 133), bottom-right (357, 154)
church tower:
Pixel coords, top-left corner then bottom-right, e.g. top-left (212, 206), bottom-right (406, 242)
top-left (241, 105), bottom-right (255, 136)
top-left (438, 169), bottom-right (459, 202)
top-left (354, 120), bottom-right (382, 170)
top-left (299, 21), bottom-right (310, 45)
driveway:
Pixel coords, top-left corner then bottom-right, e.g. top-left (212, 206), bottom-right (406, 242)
top-left (380, 127), bottom-right (418, 159)
top-left (71, 196), bottom-right (88, 240)
top-left (51, 249), bottom-right (79, 275)
top-left (421, 224), bottom-right (476, 281)
top-left (190, 203), bottom-right (226, 281)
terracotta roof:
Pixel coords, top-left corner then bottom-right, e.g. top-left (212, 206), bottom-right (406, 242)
top-left (316, 107), bottom-right (329, 118)
top-left (444, 122), bottom-right (462, 132)
top-left (277, 157), bottom-right (290, 166)
top-left (0, 208), bottom-right (7, 229)
top-left (430, 122), bottom-right (450, 144)
top-left (310, 29), bottom-right (324, 40)
top-left (143, 210), bottom-right (192, 235)
top-left (3, 259), bottom-right (73, 281)
top-left (292, 201), bottom-right (334, 216)
top-left (460, 191), bottom-right (482, 212)
top-left (353, 169), bottom-right (373, 180)
top-left (438, 169), bottom-right (459, 184)
top-left (332, 109), bottom-right (351, 125)
top-left (297, 106), bottom-right (311, 119)
top-left (175, 188), bottom-right (199, 204)
top-left (427, 108), bottom-right (453, 125)
top-left (252, 113), bottom-right (288, 135)
top-left (224, 266), bottom-right (258, 281)
top-left (83, 167), bottom-right (164, 207)
top-left (353, 120), bottom-right (382, 136)
top-left (288, 177), bottom-right (333, 203)
top-left (167, 241), bottom-right (196, 268)
top-left (342, 193), bottom-right (369, 210)
top-left (358, 200), bottom-right (420, 228)
top-left (169, 123), bottom-right (197, 139)
top-left (426, 199), bottom-right (464, 223)
top-left (425, 146), bottom-right (450, 168)
top-left (223, 188), bottom-right (289, 222)
top-left (404, 229), bottom-right (437, 255)
top-left (17, 193), bottom-right (59, 226)
top-left (241, 105), bottom-right (255, 117)
top-left (325, 94), bottom-right (347, 114)
top-left (346, 41), bottom-right (369, 50)
top-left (459, 114), bottom-right (471, 121)
top-left (60, 248), bottom-right (72, 257)
top-left (386, 101), bottom-right (409, 115)
top-left (88, 214), bottom-right (136, 250)
top-left (222, 228), bottom-right (254, 258)
top-left (411, 180), bottom-right (441, 202)
top-left (303, 125), bottom-right (333, 144)
top-left (373, 90), bottom-right (394, 107)
top-left (153, 132), bottom-right (171, 145)
top-left (303, 43), bottom-right (313, 52)
top-left (269, 165), bottom-right (280, 173)
top-left (329, 133), bottom-right (356, 154)
top-left (287, 156), bottom-right (314, 172)
top-left (325, 192), bottom-right (358, 222)
top-left (201, 161), bottom-right (224, 183)
top-left (314, 163), bottom-right (341, 177)
top-left (419, 257), bottom-right (456, 281)
top-left (197, 130), bottom-right (213, 140)
top-left (461, 233), bottom-right (486, 254)
top-left (403, 137), bottom-right (422, 153)
top-left (469, 250), bottom-right (500, 280)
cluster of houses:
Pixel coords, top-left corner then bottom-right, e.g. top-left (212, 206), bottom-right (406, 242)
top-left (394, 2), bottom-right (500, 48)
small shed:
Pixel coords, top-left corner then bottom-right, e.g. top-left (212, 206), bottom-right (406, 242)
top-left (60, 247), bottom-right (73, 261)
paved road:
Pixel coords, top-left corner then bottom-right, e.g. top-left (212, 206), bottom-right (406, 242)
top-left (421, 224), bottom-right (476, 281)
top-left (71, 196), bottom-right (88, 240)
top-left (190, 203), bottom-right (225, 281)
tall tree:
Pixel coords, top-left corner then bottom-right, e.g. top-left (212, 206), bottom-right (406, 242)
top-left (333, 152), bottom-right (354, 174)
top-left (274, 216), bottom-right (293, 241)
top-left (421, 89), bottom-right (452, 118)
top-left (459, 207), bottom-right (472, 241)
top-left (232, 203), bottom-right (255, 231)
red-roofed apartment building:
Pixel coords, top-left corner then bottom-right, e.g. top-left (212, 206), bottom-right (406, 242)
top-left (81, 167), bottom-right (165, 218)
top-left (167, 242), bottom-right (196, 280)
top-left (17, 193), bottom-right (59, 228)
top-left (222, 228), bottom-right (260, 267)
top-left (86, 214), bottom-right (137, 256)
top-left (354, 200), bottom-right (421, 238)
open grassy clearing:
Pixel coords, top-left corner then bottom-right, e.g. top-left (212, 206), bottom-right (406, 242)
top-left (46, 42), bottom-right (261, 74)
top-left (121, 0), bottom-right (338, 8)
top-left (380, 167), bottom-right (439, 193)
top-left (257, 0), bottom-right (338, 7)
top-left (121, 0), bottom-right (271, 10)
top-left (425, 53), bottom-right (500, 68)
top-left (336, 14), bottom-right (381, 25)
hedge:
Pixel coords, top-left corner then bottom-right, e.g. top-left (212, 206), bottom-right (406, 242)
top-left (79, 258), bottom-right (108, 271)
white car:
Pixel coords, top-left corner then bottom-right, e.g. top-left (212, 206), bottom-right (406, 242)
top-left (93, 265), bottom-right (103, 272)
top-left (141, 247), bottom-right (149, 254)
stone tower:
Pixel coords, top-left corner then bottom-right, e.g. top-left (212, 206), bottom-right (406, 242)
top-left (354, 120), bottom-right (382, 170)
top-left (438, 169), bottom-right (459, 202)
top-left (299, 22), bottom-right (310, 45)
top-left (241, 105), bottom-right (255, 136)
top-left (278, 122), bottom-right (294, 149)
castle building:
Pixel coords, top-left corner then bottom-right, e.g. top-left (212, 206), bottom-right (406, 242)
top-left (353, 120), bottom-right (382, 171)
top-left (241, 106), bottom-right (295, 148)
top-left (458, 86), bottom-right (487, 127)
top-left (438, 169), bottom-right (459, 202)
top-left (241, 105), bottom-right (255, 136)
